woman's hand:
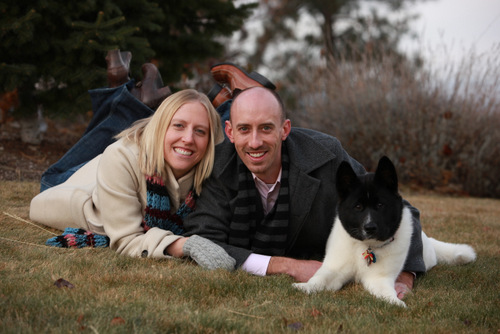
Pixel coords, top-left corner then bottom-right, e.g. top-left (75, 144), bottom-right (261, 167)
top-left (165, 237), bottom-right (188, 258)
top-left (182, 235), bottom-right (236, 270)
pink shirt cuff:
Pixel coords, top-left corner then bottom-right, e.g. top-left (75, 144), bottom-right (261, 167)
top-left (241, 253), bottom-right (272, 276)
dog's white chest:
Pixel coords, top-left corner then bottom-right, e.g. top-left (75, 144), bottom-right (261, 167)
top-left (293, 207), bottom-right (414, 307)
top-left (327, 210), bottom-right (413, 277)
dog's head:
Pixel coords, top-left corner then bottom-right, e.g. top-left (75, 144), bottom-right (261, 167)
top-left (336, 156), bottom-right (403, 243)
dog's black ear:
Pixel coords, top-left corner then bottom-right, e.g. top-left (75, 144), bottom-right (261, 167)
top-left (374, 156), bottom-right (398, 193)
top-left (336, 161), bottom-right (360, 200)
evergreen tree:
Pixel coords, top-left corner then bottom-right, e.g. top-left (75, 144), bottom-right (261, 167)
top-left (0, 0), bottom-right (255, 116)
top-left (236, 0), bottom-right (419, 72)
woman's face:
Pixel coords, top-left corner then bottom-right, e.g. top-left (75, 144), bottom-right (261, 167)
top-left (163, 102), bottom-right (210, 179)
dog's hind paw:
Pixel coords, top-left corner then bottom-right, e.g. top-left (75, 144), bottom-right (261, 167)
top-left (455, 245), bottom-right (477, 264)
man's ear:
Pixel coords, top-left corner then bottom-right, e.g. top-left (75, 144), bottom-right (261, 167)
top-left (224, 120), bottom-right (235, 143)
top-left (281, 119), bottom-right (291, 141)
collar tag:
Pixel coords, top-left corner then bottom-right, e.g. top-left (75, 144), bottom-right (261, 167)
top-left (362, 248), bottom-right (376, 266)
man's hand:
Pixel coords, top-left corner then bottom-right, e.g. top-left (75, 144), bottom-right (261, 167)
top-left (267, 256), bottom-right (322, 282)
top-left (395, 271), bottom-right (415, 300)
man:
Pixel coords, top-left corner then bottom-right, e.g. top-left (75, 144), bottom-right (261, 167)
top-left (184, 64), bottom-right (424, 298)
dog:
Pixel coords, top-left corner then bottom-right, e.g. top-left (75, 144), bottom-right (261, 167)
top-left (293, 156), bottom-right (476, 307)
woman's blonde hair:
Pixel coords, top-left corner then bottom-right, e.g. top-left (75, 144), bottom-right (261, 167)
top-left (116, 89), bottom-right (223, 195)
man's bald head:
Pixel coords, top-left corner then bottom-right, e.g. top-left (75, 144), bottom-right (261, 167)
top-left (230, 86), bottom-right (286, 123)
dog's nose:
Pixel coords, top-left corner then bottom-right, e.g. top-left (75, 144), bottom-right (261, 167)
top-left (364, 222), bottom-right (377, 234)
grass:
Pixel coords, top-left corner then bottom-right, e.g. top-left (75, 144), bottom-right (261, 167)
top-left (1, 180), bottom-right (499, 333)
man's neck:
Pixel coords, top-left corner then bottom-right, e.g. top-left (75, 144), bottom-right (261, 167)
top-left (252, 168), bottom-right (282, 186)
top-left (254, 164), bottom-right (282, 184)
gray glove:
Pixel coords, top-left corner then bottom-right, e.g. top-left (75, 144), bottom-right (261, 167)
top-left (183, 235), bottom-right (236, 271)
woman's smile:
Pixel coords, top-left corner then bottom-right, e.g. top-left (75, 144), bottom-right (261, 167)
top-left (174, 147), bottom-right (194, 156)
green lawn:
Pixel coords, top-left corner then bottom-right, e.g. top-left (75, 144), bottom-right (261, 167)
top-left (1, 181), bottom-right (499, 333)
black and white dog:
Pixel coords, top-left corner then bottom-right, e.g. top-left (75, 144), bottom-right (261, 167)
top-left (294, 156), bottom-right (476, 307)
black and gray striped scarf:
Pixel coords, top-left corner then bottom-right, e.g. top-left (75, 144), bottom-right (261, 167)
top-left (228, 146), bottom-right (290, 256)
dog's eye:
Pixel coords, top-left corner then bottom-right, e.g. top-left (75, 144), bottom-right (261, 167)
top-left (376, 202), bottom-right (384, 209)
top-left (355, 204), bottom-right (363, 211)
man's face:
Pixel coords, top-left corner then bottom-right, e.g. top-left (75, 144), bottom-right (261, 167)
top-left (225, 88), bottom-right (291, 184)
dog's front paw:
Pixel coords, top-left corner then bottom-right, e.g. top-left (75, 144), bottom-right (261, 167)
top-left (378, 290), bottom-right (407, 307)
top-left (388, 297), bottom-right (407, 308)
top-left (293, 282), bottom-right (319, 294)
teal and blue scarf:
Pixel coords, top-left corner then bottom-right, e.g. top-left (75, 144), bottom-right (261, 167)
top-left (141, 174), bottom-right (196, 235)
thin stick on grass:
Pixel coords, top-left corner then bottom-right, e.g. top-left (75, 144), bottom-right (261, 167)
top-left (0, 236), bottom-right (59, 248)
top-left (224, 309), bottom-right (266, 319)
top-left (3, 211), bottom-right (58, 235)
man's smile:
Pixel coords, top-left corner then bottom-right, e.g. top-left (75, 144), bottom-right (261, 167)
top-left (248, 151), bottom-right (266, 158)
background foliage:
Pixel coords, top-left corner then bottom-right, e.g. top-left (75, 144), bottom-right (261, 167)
top-left (1, 0), bottom-right (499, 198)
top-left (277, 43), bottom-right (500, 198)
top-left (0, 0), bottom-right (255, 116)
top-left (226, 0), bottom-right (421, 75)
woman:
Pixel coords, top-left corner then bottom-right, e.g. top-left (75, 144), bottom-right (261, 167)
top-left (30, 89), bottom-right (235, 270)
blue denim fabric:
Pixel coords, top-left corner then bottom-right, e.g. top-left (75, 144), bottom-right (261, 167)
top-left (40, 80), bottom-right (154, 191)
top-left (217, 99), bottom-right (231, 124)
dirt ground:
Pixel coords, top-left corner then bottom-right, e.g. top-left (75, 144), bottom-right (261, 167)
top-left (0, 118), bottom-right (87, 182)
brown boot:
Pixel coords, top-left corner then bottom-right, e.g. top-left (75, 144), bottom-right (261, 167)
top-left (105, 50), bottom-right (132, 88)
top-left (131, 63), bottom-right (172, 110)
top-left (210, 62), bottom-right (276, 93)
top-left (207, 84), bottom-right (232, 108)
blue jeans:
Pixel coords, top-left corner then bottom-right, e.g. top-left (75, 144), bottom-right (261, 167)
top-left (40, 82), bottom-right (232, 192)
top-left (218, 100), bottom-right (231, 124)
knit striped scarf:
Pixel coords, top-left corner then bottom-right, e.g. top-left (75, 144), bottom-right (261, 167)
top-left (46, 174), bottom-right (195, 249)
top-left (46, 227), bottom-right (110, 248)
top-left (228, 145), bottom-right (290, 256)
top-left (141, 174), bottom-right (196, 235)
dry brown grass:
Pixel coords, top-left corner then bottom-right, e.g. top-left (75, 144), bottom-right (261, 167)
top-left (1, 180), bottom-right (499, 333)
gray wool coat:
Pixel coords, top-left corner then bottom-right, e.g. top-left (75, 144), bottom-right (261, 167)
top-left (183, 127), bottom-right (425, 273)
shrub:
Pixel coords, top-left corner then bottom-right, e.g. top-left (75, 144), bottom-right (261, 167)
top-left (281, 45), bottom-right (500, 198)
